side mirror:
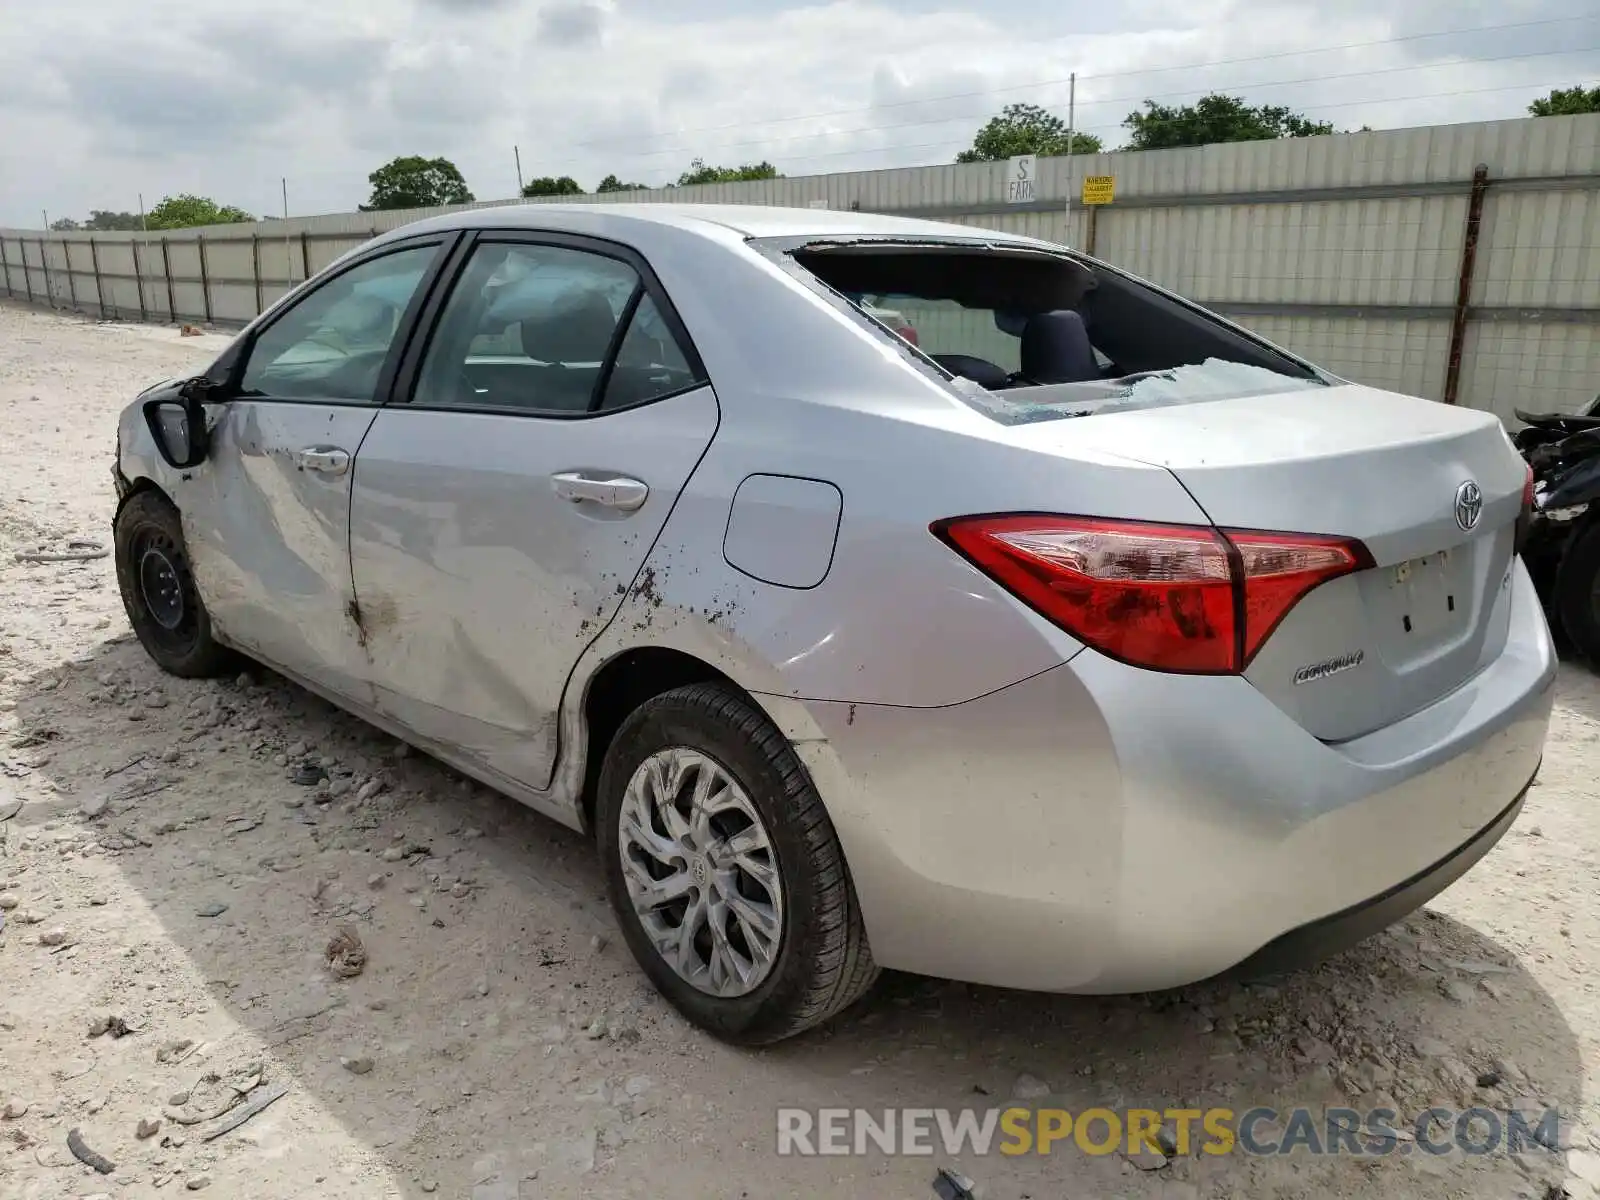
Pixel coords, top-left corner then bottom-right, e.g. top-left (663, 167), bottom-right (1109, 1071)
top-left (143, 395), bottom-right (209, 469)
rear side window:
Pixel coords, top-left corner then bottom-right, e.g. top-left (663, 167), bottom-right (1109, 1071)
top-left (599, 294), bottom-right (698, 411)
top-left (787, 243), bottom-right (1322, 423)
top-left (414, 241), bottom-right (703, 415)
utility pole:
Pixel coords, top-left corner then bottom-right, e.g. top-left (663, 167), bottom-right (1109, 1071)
top-left (282, 178), bottom-right (293, 293)
top-left (514, 145), bottom-right (525, 197)
top-left (1065, 72), bottom-right (1076, 233)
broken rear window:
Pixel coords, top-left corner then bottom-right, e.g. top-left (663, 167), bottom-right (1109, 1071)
top-left (783, 241), bottom-right (1326, 423)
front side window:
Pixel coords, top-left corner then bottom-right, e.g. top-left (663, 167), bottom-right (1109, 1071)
top-left (238, 245), bottom-right (438, 403)
top-left (414, 241), bottom-right (702, 414)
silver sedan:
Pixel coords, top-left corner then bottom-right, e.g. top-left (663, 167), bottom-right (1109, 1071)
top-left (113, 203), bottom-right (1556, 1044)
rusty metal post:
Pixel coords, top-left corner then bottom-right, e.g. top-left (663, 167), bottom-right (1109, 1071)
top-left (62, 239), bottom-right (77, 308)
top-left (1443, 164), bottom-right (1491, 407)
top-left (89, 237), bottom-right (106, 318)
top-left (38, 239), bottom-right (53, 307)
top-left (132, 240), bottom-right (148, 322)
top-left (1084, 205), bottom-right (1099, 258)
top-left (160, 237), bottom-right (176, 322)
top-left (197, 235), bottom-right (213, 324)
top-left (300, 230), bottom-right (312, 283)
top-left (251, 234), bottom-right (263, 314)
top-left (0, 236), bottom-right (11, 297)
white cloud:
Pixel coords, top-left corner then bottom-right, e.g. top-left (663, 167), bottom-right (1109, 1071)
top-left (1, 0), bottom-right (1594, 226)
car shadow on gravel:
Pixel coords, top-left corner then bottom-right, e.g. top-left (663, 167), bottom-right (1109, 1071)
top-left (6, 637), bottom-right (1586, 1199)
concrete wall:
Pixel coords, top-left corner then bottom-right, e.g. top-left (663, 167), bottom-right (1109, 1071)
top-left (4, 113), bottom-right (1598, 421)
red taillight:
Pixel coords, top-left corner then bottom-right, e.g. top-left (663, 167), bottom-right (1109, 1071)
top-left (1515, 463), bottom-right (1535, 554)
top-left (934, 514), bottom-right (1370, 674)
top-left (899, 325), bottom-right (919, 346)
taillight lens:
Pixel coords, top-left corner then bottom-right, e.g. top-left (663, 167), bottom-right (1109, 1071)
top-left (934, 514), bottom-right (1370, 674)
top-left (1514, 463), bottom-right (1535, 555)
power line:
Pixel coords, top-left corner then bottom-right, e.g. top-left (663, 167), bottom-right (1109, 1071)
top-left (553, 14), bottom-right (1599, 152)
top-left (534, 43), bottom-right (1598, 170)
top-left (668, 77), bottom-right (1590, 172)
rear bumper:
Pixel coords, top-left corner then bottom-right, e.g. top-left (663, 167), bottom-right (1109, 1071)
top-left (1213, 778), bottom-right (1530, 982)
top-left (776, 559), bottom-right (1557, 993)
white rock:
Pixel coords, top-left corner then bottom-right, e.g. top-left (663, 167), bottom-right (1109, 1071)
top-left (1012, 1073), bottom-right (1052, 1100)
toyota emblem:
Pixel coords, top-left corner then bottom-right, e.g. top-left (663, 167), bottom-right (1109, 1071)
top-left (1454, 480), bottom-right (1483, 531)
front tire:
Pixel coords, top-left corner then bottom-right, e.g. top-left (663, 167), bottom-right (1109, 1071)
top-left (596, 683), bottom-right (878, 1044)
top-left (114, 490), bottom-right (233, 678)
top-left (1557, 522), bottom-right (1600, 667)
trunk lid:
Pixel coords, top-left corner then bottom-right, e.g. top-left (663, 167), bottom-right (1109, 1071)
top-left (1002, 383), bottom-right (1527, 740)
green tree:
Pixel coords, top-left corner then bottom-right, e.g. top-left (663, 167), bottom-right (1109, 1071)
top-left (49, 217), bottom-right (81, 231)
top-left (144, 194), bottom-right (254, 230)
top-left (596, 174), bottom-right (649, 193)
top-left (521, 176), bottom-right (584, 197)
top-left (955, 103), bottom-right (1103, 162)
top-left (361, 155), bottom-right (475, 211)
top-left (1122, 94), bottom-right (1335, 151)
top-left (675, 158), bottom-right (782, 186)
top-left (1529, 85), bottom-right (1600, 116)
top-left (84, 211), bottom-right (146, 231)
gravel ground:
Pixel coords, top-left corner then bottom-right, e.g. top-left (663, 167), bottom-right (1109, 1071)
top-left (2, 297), bottom-right (1599, 1200)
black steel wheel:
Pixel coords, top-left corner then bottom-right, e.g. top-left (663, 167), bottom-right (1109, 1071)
top-left (114, 490), bottom-right (233, 677)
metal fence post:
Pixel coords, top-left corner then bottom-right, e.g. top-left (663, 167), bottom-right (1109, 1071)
top-left (0, 236), bottom-right (11, 297)
top-left (161, 237), bottom-right (176, 322)
top-left (251, 234), bottom-right (263, 314)
top-left (132, 240), bottom-right (148, 322)
top-left (1442, 163), bottom-right (1491, 407)
top-left (89, 237), bottom-right (107, 319)
top-left (22, 239), bottom-right (34, 304)
top-left (62, 240), bottom-right (77, 309)
top-left (38, 238), bottom-right (53, 308)
top-left (300, 231), bottom-right (312, 283)
top-left (197, 235), bottom-right (213, 324)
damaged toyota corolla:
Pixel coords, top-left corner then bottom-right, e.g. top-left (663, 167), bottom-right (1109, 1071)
top-left (112, 203), bottom-right (1555, 1044)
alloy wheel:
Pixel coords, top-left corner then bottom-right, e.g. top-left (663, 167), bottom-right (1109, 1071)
top-left (616, 747), bottom-right (784, 998)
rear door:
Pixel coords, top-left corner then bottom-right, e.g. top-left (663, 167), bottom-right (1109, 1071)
top-left (182, 238), bottom-right (450, 701)
top-left (347, 233), bottom-right (717, 791)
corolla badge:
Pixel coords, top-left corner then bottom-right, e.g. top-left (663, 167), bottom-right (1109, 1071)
top-left (1293, 650), bottom-right (1364, 686)
top-left (1454, 480), bottom-right (1483, 531)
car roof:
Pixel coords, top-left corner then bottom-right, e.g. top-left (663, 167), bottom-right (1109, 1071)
top-left (385, 202), bottom-right (1050, 247)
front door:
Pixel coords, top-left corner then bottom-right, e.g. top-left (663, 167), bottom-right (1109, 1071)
top-left (183, 239), bottom-right (449, 701)
top-left (348, 234), bottom-right (717, 790)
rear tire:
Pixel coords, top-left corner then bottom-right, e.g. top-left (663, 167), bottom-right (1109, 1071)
top-left (1557, 522), bottom-right (1600, 666)
top-left (596, 682), bottom-right (878, 1044)
top-left (114, 490), bottom-right (233, 678)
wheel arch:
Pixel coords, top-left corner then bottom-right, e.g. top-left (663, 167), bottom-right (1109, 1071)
top-left (578, 645), bottom-right (745, 833)
top-left (115, 474), bottom-right (176, 522)
top-left (574, 644), bottom-right (833, 837)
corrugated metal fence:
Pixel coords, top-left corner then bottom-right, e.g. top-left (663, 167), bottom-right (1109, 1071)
top-left (3, 113), bottom-right (1598, 421)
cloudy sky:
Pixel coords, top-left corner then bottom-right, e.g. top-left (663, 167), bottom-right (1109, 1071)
top-left (1, 0), bottom-right (1595, 227)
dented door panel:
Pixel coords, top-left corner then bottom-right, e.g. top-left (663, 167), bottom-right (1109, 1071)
top-left (347, 385), bottom-right (720, 791)
top-left (182, 400), bottom-right (380, 704)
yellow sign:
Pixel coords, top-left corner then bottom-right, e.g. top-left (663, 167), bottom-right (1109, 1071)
top-left (1081, 175), bottom-right (1115, 205)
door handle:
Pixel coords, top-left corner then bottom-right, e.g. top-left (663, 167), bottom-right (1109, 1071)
top-left (550, 471), bottom-right (649, 512)
top-left (297, 446), bottom-right (350, 476)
